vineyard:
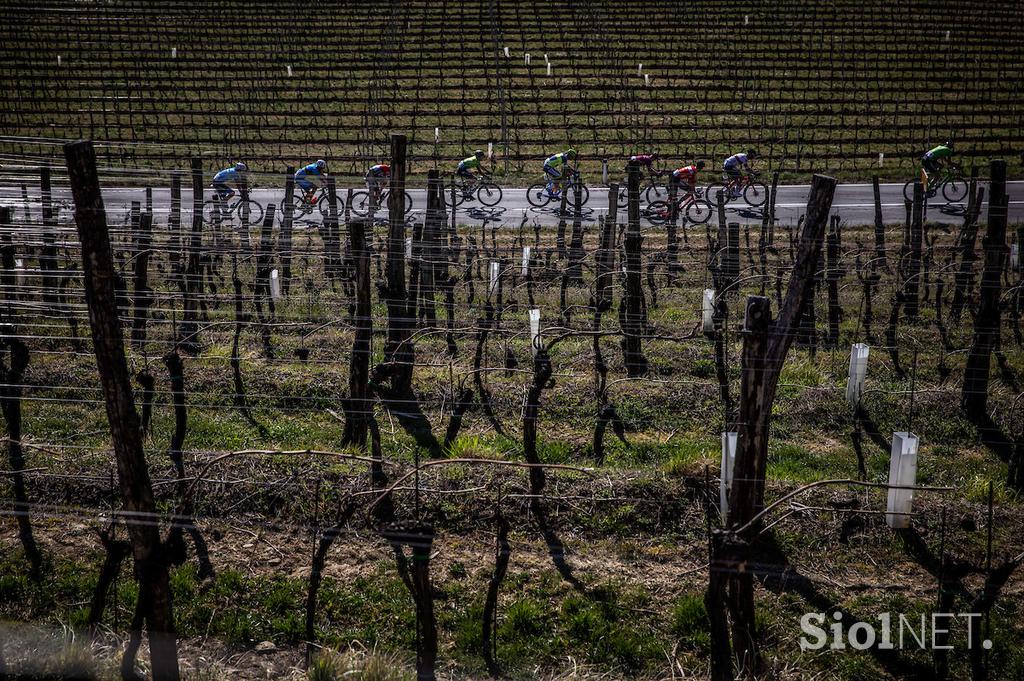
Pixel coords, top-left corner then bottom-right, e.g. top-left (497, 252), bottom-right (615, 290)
top-left (3, 0), bottom-right (1024, 680)
top-left (2, 0), bottom-right (1024, 182)
top-left (0, 132), bottom-right (1021, 680)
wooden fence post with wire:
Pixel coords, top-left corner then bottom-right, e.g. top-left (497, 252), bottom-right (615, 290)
top-left (63, 139), bottom-right (181, 681)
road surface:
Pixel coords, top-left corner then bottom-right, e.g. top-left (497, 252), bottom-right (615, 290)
top-left (2, 181), bottom-right (1023, 230)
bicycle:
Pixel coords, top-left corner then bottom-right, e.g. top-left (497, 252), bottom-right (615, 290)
top-left (348, 187), bottom-right (414, 217)
top-left (281, 186), bottom-right (339, 219)
top-left (445, 175), bottom-right (503, 208)
top-left (903, 162), bottom-right (967, 203)
top-left (617, 167), bottom-right (672, 204)
top-left (526, 168), bottom-right (590, 208)
top-left (203, 193), bottom-right (265, 224)
top-left (706, 171), bottom-right (769, 208)
top-left (645, 187), bottom-right (714, 225)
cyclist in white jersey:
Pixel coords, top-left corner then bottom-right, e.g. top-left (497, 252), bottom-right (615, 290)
top-left (723, 149), bottom-right (758, 196)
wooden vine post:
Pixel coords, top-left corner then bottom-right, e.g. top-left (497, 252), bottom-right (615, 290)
top-left (64, 140), bottom-right (180, 681)
top-left (620, 161), bottom-right (648, 377)
top-left (962, 160), bottom-right (1008, 419)
top-left (385, 133), bottom-right (414, 395)
top-left (710, 174), bottom-right (837, 681)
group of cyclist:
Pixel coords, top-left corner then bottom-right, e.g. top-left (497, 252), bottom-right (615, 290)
top-left (210, 141), bottom-right (959, 208)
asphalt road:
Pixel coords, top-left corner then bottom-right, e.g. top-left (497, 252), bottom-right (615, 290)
top-left (2, 181), bottom-right (1023, 230)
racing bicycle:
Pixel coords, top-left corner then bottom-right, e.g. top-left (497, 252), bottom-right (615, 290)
top-left (645, 187), bottom-right (714, 225)
top-left (203, 193), bottom-right (265, 224)
top-left (445, 175), bottom-right (503, 208)
top-left (706, 172), bottom-right (769, 208)
top-left (527, 168), bottom-right (590, 208)
top-left (903, 163), bottom-right (967, 203)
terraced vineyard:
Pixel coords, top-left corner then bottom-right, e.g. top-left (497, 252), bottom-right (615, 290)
top-left (2, 0), bottom-right (1023, 181)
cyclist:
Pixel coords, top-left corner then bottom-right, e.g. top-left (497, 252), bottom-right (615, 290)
top-left (212, 162), bottom-right (248, 204)
top-left (629, 152), bottom-right (660, 174)
top-left (457, 150), bottom-right (488, 183)
top-left (723, 149), bottom-right (758, 197)
top-left (670, 160), bottom-right (705, 193)
top-left (543, 148), bottom-right (578, 198)
top-left (366, 162), bottom-right (391, 206)
top-left (294, 159), bottom-right (328, 205)
top-left (921, 142), bottom-right (955, 185)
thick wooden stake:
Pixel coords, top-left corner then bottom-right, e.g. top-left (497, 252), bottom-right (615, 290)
top-left (385, 134), bottom-right (414, 395)
top-left (621, 162), bottom-right (648, 377)
top-left (64, 140), bottom-right (180, 681)
top-left (962, 160), bottom-right (1008, 419)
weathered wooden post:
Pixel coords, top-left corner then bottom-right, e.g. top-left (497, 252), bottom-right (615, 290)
top-left (962, 160), bottom-right (1008, 419)
top-left (324, 176), bottom-right (340, 283)
top-left (621, 162), bottom-right (648, 377)
top-left (130, 212), bottom-right (154, 349)
top-left (421, 169), bottom-right (442, 324)
top-left (385, 133), bottom-right (414, 395)
top-left (872, 176), bottom-right (886, 268)
top-left (179, 157), bottom-right (204, 351)
top-left (169, 171), bottom-right (183, 266)
top-left (826, 215), bottom-right (842, 347)
top-left (342, 218), bottom-right (372, 448)
top-left (63, 140), bottom-right (180, 681)
top-left (280, 166), bottom-right (296, 295)
top-left (905, 181), bottom-right (924, 320)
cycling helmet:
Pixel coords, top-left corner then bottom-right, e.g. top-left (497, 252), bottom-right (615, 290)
top-left (316, 159), bottom-right (327, 171)
top-left (746, 148), bottom-right (758, 158)
top-left (695, 160), bottom-right (706, 170)
top-left (945, 141), bottom-right (954, 150)
top-left (474, 149), bottom-right (485, 159)
top-left (567, 148), bottom-right (578, 159)
top-left (235, 162), bottom-right (248, 172)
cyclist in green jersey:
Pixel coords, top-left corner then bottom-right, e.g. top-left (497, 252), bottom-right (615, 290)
top-left (543, 148), bottom-right (578, 198)
top-left (457, 150), bottom-right (487, 182)
top-left (921, 142), bottom-right (955, 183)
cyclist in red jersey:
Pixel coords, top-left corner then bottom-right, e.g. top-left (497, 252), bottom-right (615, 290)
top-left (670, 160), bottom-right (705, 192)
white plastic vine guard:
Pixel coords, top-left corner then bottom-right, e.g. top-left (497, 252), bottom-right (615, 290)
top-left (720, 432), bottom-right (738, 521)
top-left (846, 343), bottom-right (870, 407)
top-left (886, 432), bottom-right (919, 529)
top-left (529, 308), bottom-right (541, 355)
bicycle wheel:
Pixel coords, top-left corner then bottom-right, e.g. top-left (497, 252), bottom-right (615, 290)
top-left (280, 197), bottom-right (307, 216)
top-left (404, 191), bottom-right (414, 215)
top-left (566, 183), bottom-right (590, 206)
top-left (645, 184), bottom-right (669, 203)
top-left (705, 183), bottom-right (729, 205)
top-left (686, 198), bottom-right (714, 224)
top-left (645, 200), bottom-right (671, 225)
top-left (477, 182), bottom-right (503, 207)
top-left (202, 200), bottom-right (225, 224)
top-left (526, 183), bottom-right (551, 208)
top-left (348, 191), bottom-right (373, 217)
top-left (902, 180), bottom-right (920, 202)
top-left (744, 181), bottom-right (769, 208)
top-left (445, 184), bottom-right (467, 208)
top-left (239, 200), bottom-right (264, 224)
top-left (317, 194), bottom-right (340, 219)
top-left (942, 178), bottom-right (968, 203)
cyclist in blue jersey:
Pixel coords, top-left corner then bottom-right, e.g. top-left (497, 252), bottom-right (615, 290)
top-left (295, 159), bottom-right (328, 205)
top-left (212, 162), bottom-right (248, 203)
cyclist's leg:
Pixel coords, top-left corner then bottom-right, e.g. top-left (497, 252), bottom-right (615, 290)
top-left (296, 178), bottom-right (313, 202)
top-left (921, 157), bottom-right (939, 188)
top-left (213, 182), bottom-right (233, 203)
top-left (725, 167), bottom-right (741, 195)
top-left (544, 164), bottom-right (561, 195)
